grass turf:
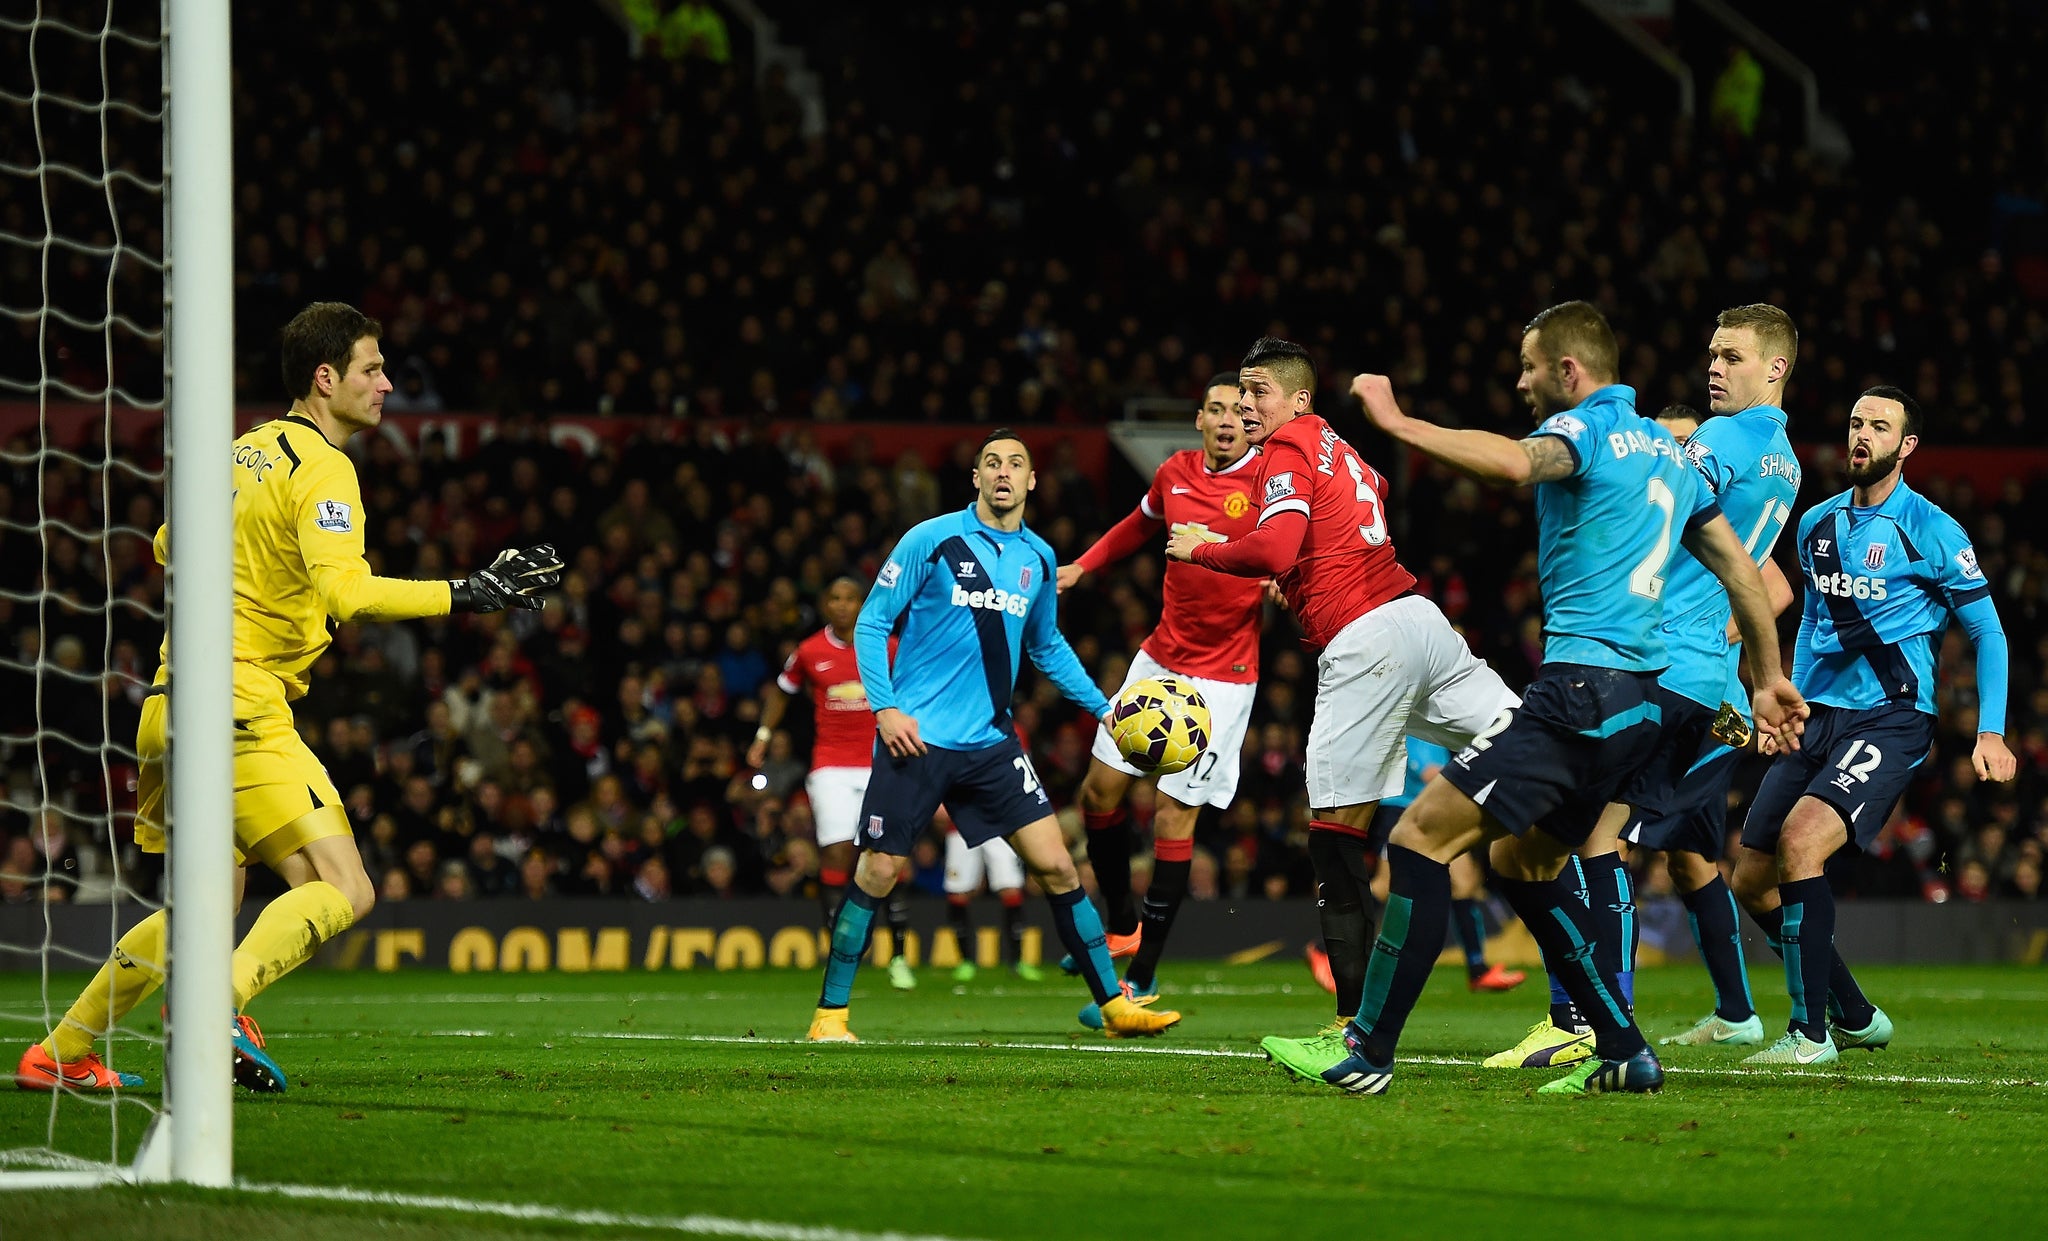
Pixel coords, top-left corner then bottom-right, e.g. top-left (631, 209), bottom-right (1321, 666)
top-left (3, 960), bottom-right (2045, 1240)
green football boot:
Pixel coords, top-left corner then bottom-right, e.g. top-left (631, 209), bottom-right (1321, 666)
top-left (1828, 1006), bottom-right (1892, 1052)
top-left (1742, 1030), bottom-right (1838, 1066)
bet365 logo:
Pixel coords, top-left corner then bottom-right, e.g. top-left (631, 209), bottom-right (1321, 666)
top-left (1810, 570), bottom-right (1887, 601)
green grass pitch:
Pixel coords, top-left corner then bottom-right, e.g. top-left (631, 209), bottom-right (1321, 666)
top-left (4, 961), bottom-right (2045, 1240)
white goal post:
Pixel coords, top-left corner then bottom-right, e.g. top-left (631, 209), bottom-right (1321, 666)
top-left (0, 0), bottom-right (234, 1189)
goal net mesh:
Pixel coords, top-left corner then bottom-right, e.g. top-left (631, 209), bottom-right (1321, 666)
top-left (0, 0), bottom-right (169, 1178)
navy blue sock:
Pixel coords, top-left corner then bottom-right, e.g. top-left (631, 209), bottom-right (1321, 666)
top-left (1451, 899), bottom-right (1489, 978)
top-left (1539, 861), bottom-right (1589, 1030)
top-left (1752, 897), bottom-right (1872, 1028)
top-left (1049, 887), bottom-right (1118, 1004)
top-left (1680, 875), bottom-right (1754, 1022)
top-left (1777, 877), bottom-right (1835, 1042)
top-left (1580, 852), bottom-right (1636, 1011)
top-left (886, 886), bottom-right (911, 955)
top-left (1352, 846), bottom-right (1452, 1066)
top-left (1499, 874), bottom-right (1647, 1062)
top-left (819, 887), bottom-right (879, 1008)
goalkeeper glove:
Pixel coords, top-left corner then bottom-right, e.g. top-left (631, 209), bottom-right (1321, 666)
top-left (451, 544), bottom-right (564, 613)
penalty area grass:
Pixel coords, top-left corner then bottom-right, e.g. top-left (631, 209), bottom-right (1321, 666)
top-left (3, 961), bottom-right (2045, 1240)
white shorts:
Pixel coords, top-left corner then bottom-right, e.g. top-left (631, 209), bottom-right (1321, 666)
top-left (1305, 594), bottom-right (1521, 809)
top-left (943, 830), bottom-right (1025, 894)
top-left (1088, 648), bottom-right (1257, 809)
top-left (807, 766), bottom-right (871, 848)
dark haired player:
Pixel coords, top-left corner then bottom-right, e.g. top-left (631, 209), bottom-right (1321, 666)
top-left (1057, 373), bottom-right (1264, 1025)
top-left (1732, 385), bottom-right (2014, 1065)
top-left (1318, 301), bottom-right (1804, 1096)
top-left (807, 430), bottom-right (1181, 1042)
top-left (1163, 338), bottom-right (1521, 1076)
top-left (19, 302), bottom-right (560, 1093)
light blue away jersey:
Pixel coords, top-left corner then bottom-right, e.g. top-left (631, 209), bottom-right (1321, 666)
top-left (1658, 405), bottom-right (1802, 711)
top-left (1793, 480), bottom-right (2008, 730)
top-left (1527, 385), bottom-right (1721, 672)
top-left (856, 504), bottom-right (1111, 751)
top-left (1386, 738), bottom-right (1452, 810)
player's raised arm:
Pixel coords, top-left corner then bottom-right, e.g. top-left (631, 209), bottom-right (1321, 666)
top-left (1682, 512), bottom-right (1806, 748)
top-left (1931, 518), bottom-right (2015, 781)
top-left (293, 457), bottom-right (458, 621)
top-left (1023, 554), bottom-right (1112, 720)
top-left (1351, 373), bottom-right (1576, 487)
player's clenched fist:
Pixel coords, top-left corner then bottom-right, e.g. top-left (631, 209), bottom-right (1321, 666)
top-left (1749, 678), bottom-right (1809, 753)
top-left (1055, 563), bottom-right (1086, 593)
top-left (1350, 373), bottom-right (1403, 429)
top-left (1974, 732), bottom-right (2017, 782)
top-left (453, 544), bottom-right (564, 612)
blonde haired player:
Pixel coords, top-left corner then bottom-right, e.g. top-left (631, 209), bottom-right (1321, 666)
top-left (17, 302), bottom-right (560, 1093)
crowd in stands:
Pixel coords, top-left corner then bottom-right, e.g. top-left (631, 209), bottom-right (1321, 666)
top-left (2, 1), bottom-right (2045, 909)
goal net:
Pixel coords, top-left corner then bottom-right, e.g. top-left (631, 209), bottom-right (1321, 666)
top-left (1, 0), bottom-right (236, 1187)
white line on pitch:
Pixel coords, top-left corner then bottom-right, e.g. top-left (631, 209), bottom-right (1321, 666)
top-left (266, 1029), bottom-right (2041, 1086)
top-left (238, 1181), bottom-right (988, 1241)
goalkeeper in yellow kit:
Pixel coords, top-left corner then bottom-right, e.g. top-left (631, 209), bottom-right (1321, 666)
top-left (16, 302), bottom-right (561, 1093)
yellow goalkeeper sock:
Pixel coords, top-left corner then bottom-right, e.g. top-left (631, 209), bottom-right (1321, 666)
top-left (44, 909), bottom-right (168, 1063)
top-left (231, 881), bottom-right (357, 1010)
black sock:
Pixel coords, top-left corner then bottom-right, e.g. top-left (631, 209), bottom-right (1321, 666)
top-left (1001, 898), bottom-right (1025, 966)
top-left (820, 878), bottom-right (847, 932)
top-left (1750, 899), bottom-right (1868, 1027)
top-left (1451, 898), bottom-right (1489, 979)
top-left (1777, 876), bottom-right (1837, 1042)
top-left (1308, 826), bottom-right (1376, 1018)
top-left (1499, 874), bottom-right (1647, 1062)
top-left (1353, 845), bottom-right (1451, 1065)
top-left (1125, 855), bottom-right (1190, 991)
top-left (1679, 875), bottom-right (1754, 1022)
top-left (947, 897), bottom-right (973, 962)
top-left (1579, 852), bottom-right (1636, 1011)
top-left (1084, 808), bottom-right (1137, 936)
top-left (886, 886), bottom-right (910, 956)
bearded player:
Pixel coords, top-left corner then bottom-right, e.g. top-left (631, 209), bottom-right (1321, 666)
top-left (1163, 337), bottom-right (1521, 1075)
top-left (1055, 373), bottom-right (1264, 1025)
top-left (18, 302), bottom-right (559, 1092)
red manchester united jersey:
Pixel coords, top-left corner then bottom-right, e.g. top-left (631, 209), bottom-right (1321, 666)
top-left (1255, 414), bottom-right (1416, 648)
top-left (1141, 449), bottom-right (1266, 682)
top-left (777, 627), bottom-right (881, 770)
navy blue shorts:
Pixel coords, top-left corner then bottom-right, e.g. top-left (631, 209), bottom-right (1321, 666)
top-left (1622, 743), bottom-right (1741, 857)
top-left (1440, 663), bottom-right (1664, 849)
top-left (1617, 688), bottom-right (1741, 857)
top-left (1739, 702), bottom-right (1934, 853)
top-left (1366, 802), bottom-right (1405, 855)
top-left (857, 735), bottom-right (1052, 855)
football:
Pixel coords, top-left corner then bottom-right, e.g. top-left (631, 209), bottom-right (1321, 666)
top-left (1108, 675), bottom-right (1212, 775)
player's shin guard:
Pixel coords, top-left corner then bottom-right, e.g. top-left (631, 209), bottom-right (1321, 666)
top-left (45, 908), bottom-right (168, 1063)
top-left (1451, 898), bottom-right (1489, 980)
top-left (820, 887), bottom-right (880, 1008)
top-left (1777, 877), bottom-right (1838, 1043)
top-left (885, 886), bottom-right (911, 957)
top-left (820, 866), bottom-right (850, 931)
top-left (1125, 838), bottom-right (1192, 992)
top-left (1351, 846), bottom-right (1451, 1066)
top-left (1049, 887), bottom-right (1117, 1005)
top-left (1083, 807), bottom-right (1137, 936)
top-left (1308, 822), bottom-right (1375, 1019)
top-left (231, 881), bottom-right (356, 1010)
top-left (1499, 875), bottom-right (1646, 1062)
top-left (1680, 875), bottom-right (1754, 1022)
top-left (1580, 852), bottom-right (1637, 1011)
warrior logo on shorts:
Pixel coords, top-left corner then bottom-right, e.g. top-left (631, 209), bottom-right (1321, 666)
top-left (867, 815), bottom-right (885, 839)
top-left (1864, 543), bottom-right (1886, 571)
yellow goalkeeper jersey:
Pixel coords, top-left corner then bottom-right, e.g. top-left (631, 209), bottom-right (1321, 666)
top-left (155, 413), bottom-right (450, 704)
